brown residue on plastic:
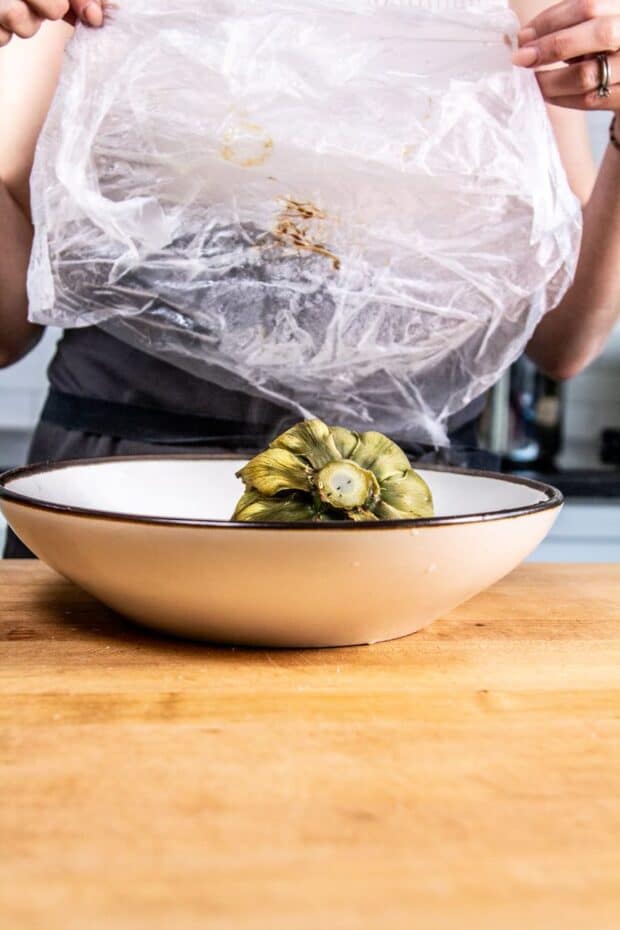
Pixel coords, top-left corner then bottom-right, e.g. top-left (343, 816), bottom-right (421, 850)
top-left (219, 122), bottom-right (274, 169)
top-left (272, 197), bottom-right (340, 271)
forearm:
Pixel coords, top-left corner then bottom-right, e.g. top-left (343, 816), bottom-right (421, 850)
top-left (0, 20), bottom-right (73, 368)
top-left (527, 137), bottom-right (620, 379)
top-left (0, 179), bottom-right (42, 367)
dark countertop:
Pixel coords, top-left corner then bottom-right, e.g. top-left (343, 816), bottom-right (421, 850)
top-left (508, 467), bottom-right (620, 499)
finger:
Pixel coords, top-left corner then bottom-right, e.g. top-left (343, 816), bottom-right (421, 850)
top-left (69, 0), bottom-right (102, 27)
top-left (0, 1), bottom-right (41, 38)
top-left (0, 24), bottom-right (12, 44)
top-left (513, 16), bottom-right (620, 67)
top-left (536, 50), bottom-right (620, 95)
top-left (518, 0), bottom-right (619, 44)
top-left (547, 83), bottom-right (620, 108)
top-left (25, 0), bottom-right (69, 20)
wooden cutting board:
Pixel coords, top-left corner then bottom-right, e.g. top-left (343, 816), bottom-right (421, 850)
top-left (1, 561), bottom-right (619, 930)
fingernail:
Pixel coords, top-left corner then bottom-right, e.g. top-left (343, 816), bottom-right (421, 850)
top-left (83, 2), bottom-right (104, 27)
top-left (512, 45), bottom-right (539, 67)
top-left (518, 26), bottom-right (537, 45)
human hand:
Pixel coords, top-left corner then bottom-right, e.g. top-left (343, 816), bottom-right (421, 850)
top-left (0, 0), bottom-right (103, 46)
top-left (513, 0), bottom-right (620, 110)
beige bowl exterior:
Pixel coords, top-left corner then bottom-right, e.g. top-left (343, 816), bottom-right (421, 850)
top-left (1, 484), bottom-right (560, 647)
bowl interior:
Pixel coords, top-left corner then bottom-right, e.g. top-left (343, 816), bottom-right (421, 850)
top-left (1, 458), bottom-right (557, 523)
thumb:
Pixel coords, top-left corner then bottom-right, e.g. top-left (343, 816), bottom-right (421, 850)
top-left (64, 1), bottom-right (104, 27)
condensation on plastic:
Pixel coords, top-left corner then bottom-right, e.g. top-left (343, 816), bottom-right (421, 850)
top-left (28, 0), bottom-right (582, 445)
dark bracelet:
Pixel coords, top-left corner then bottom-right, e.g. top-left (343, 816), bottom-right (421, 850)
top-left (610, 115), bottom-right (620, 152)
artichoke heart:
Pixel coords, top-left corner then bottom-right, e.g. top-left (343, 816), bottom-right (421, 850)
top-left (233, 419), bottom-right (434, 523)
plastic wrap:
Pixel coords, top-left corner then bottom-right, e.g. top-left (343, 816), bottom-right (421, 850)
top-left (28, 0), bottom-right (582, 445)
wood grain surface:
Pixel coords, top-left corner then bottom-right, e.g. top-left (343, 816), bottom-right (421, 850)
top-left (1, 561), bottom-right (619, 930)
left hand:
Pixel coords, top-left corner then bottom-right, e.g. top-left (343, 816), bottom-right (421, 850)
top-left (513, 0), bottom-right (620, 111)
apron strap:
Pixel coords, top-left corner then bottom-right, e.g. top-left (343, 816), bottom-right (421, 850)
top-left (41, 389), bottom-right (276, 447)
top-left (40, 388), bottom-right (499, 469)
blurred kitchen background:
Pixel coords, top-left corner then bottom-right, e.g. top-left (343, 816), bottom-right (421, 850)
top-left (1, 113), bottom-right (618, 560)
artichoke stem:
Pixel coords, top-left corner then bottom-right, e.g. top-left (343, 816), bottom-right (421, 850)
top-left (316, 460), bottom-right (379, 510)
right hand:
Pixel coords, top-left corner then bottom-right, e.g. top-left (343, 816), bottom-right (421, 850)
top-left (0, 0), bottom-right (103, 46)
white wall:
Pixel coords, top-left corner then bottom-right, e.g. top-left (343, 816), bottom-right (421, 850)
top-left (563, 330), bottom-right (620, 454)
top-left (560, 113), bottom-right (620, 459)
top-left (0, 328), bottom-right (59, 434)
top-left (529, 501), bottom-right (620, 562)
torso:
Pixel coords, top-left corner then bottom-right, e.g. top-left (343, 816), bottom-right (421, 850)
top-left (47, 326), bottom-right (290, 425)
top-left (47, 326), bottom-right (486, 435)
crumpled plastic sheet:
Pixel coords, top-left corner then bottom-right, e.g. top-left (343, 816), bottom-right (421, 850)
top-left (28, 0), bottom-right (582, 445)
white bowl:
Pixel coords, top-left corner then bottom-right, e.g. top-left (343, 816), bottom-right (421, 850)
top-left (0, 456), bottom-right (562, 647)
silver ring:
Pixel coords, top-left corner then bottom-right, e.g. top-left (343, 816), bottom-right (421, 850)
top-left (597, 53), bottom-right (611, 98)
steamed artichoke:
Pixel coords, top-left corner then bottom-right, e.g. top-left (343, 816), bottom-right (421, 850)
top-left (233, 419), bottom-right (433, 523)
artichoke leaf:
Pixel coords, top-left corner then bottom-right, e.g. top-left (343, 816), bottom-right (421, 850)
top-left (236, 447), bottom-right (311, 496)
top-left (271, 419), bottom-right (342, 469)
top-left (373, 500), bottom-right (405, 520)
top-left (330, 425), bottom-right (360, 460)
top-left (350, 431), bottom-right (411, 481)
top-left (347, 508), bottom-right (379, 522)
top-left (233, 489), bottom-right (317, 523)
top-left (380, 470), bottom-right (434, 518)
